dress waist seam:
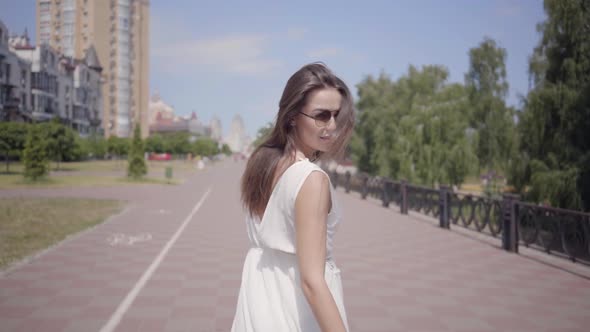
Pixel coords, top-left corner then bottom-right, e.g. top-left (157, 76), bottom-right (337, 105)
top-left (249, 246), bottom-right (334, 262)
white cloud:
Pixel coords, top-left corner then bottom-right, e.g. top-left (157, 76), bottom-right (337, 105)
top-left (306, 47), bottom-right (342, 59)
top-left (152, 35), bottom-right (282, 75)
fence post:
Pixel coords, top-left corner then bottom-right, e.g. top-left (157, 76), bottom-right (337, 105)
top-left (439, 185), bottom-right (450, 229)
top-left (382, 181), bottom-right (392, 207)
top-left (361, 175), bottom-right (369, 199)
top-left (332, 171), bottom-right (339, 189)
top-left (345, 171), bottom-right (351, 193)
top-left (401, 180), bottom-right (408, 214)
top-left (502, 194), bottom-right (520, 253)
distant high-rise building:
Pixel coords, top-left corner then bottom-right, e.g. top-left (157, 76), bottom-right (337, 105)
top-left (225, 114), bottom-right (248, 153)
top-left (209, 116), bottom-right (222, 142)
top-left (36, 0), bottom-right (149, 138)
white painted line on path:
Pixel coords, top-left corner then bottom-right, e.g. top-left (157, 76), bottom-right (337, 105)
top-left (106, 233), bottom-right (152, 246)
top-left (99, 188), bottom-right (212, 332)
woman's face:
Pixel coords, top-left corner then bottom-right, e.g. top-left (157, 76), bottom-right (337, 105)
top-left (293, 87), bottom-right (342, 157)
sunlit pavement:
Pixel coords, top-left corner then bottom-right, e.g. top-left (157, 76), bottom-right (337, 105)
top-left (1, 159), bottom-right (589, 331)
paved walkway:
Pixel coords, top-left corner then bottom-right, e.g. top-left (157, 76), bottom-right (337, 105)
top-left (0, 159), bottom-right (589, 331)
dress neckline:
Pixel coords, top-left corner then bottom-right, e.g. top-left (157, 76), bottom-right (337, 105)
top-left (253, 158), bottom-right (310, 227)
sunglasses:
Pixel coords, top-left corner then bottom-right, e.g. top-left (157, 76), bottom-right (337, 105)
top-left (298, 110), bottom-right (340, 127)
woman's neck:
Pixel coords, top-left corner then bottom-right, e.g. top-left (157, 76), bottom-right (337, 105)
top-left (292, 137), bottom-right (315, 160)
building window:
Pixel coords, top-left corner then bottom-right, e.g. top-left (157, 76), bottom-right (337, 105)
top-left (4, 63), bottom-right (10, 81)
top-left (21, 70), bottom-right (26, 87)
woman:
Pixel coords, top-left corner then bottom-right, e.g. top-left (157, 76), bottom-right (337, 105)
top-left (232, 63), bottom-right (355, 332)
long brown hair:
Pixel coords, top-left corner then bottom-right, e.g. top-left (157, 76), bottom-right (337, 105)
top-left (241, 62), bottom-right (355, 219)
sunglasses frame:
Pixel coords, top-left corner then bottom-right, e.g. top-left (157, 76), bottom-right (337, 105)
top-left (298, 110), bottom-right (339, 128)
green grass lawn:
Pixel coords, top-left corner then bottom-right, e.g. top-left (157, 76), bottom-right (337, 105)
top-left (0, 173), bottom-right (180, 189)
top-left (0, 159), bottom-right (191, 189)
top-left (1, 159), bottom-right (200, 174)
top-left (0, 197), bottom-right (124, 270)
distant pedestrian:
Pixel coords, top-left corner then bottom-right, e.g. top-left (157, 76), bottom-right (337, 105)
top-left (232, 63), bottom-right (355, 331)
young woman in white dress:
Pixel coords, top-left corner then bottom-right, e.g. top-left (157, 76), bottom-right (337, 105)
top-left (232, 63), bottom-right (355, 332)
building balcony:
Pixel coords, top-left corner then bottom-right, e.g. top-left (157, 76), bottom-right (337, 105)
top-left (3, 97), bottom-right (20, 109)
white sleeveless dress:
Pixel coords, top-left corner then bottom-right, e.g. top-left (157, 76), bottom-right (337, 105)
top-left (231, 158), bottom-right (349, 332)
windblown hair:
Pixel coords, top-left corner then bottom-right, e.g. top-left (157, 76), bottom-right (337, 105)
top-left (241, 62), bottom-right (355, 219)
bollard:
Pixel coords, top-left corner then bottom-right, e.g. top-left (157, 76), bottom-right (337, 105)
top-left (400, 180), bottom-right (408, 214)
top-left (382, 181), bottom-right (392, 208)
top-left (502, 194), bottom-right (520, 253)
top-left (165, 166), bottom-right (173, 183)
top-left (345, 171), bottom-right (351, 193)
top-left (361, 175), bottom-right (369, 199)
top-left (439, 185), bottom-right (451, 229)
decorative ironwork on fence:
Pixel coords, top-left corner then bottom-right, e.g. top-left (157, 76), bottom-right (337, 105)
top-left (327, 169), bottom-right (590, 264)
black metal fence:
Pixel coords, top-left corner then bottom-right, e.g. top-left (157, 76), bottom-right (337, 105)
top-left (328, 170), bottom-right (590, 264)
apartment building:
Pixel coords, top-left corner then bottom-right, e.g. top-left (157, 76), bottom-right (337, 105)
top-left (36, 0), bottom-right (149, 138)
top-left (12, 41), bottom-right (62, 123)
top-left (0, 21), bottom-right (31, 122)
top-left (7, 24), bottom-right (103, 136)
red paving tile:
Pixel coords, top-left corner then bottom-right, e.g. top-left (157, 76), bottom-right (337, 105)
top-left (1, 159), bottom-right (589, 331)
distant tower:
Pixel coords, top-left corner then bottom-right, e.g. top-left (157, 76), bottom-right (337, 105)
top-left (210, 116), bottom-right (222, 142)
top-left (225, 115), bottom-right (246, 153)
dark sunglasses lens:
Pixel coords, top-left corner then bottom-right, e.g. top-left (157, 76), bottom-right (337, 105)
top-left (315, 111), bottom-right (332, 123)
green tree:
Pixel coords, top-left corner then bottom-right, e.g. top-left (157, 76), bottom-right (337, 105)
top-left (84, 132), bottom-right (107, 159)
top-left (107, 135), bottom-right (129, 158)
top-left (514, 0), bottom-right (590, 210)
top-left (353, 66), bottom-right (478, 187)
top-left (127, 125), bottom-right (147, 179)
top-left (39, 119), bottom-right (77, 169)
top-left (465, 37), bottom-right (515, 171)
top-left (145, 134), bottom-right (166, 153)
top-left (22, 124), bottom-right (49, 180)
top-left (0, 122), bottom-right (28, 173)
top-left (167, 132), bottom-right (191, 155)
top-left (221, 143), bottom-right (232, 156)
top-left (252, 122), bottom-right (274, 148)
top-left (192, 137), bottom-right (219, 157)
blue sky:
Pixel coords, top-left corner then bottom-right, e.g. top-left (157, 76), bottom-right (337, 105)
top-left (1, 0), bottom-right (546, 138)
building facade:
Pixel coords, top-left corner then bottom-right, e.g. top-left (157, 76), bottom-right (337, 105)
top-left (12, 43), bottom-right (60, 123)
top-left (209, 116), bottom-right (222, 142)
top-left (4, 19), bottom-right (103, 136)
top-left (224, 114), bottom-right (250, 153)
top-left (0, 21), bottom-right (31, 122)
top-left (36, 0), bottom-right (150, 138)
top-left (148, 92), bottom-right (212, 138)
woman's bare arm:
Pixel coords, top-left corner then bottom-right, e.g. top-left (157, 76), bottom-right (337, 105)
top-left (295, 171), bottom-right (346, 332)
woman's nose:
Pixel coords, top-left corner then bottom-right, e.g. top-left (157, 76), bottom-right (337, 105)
top-left (326, 116), bottom-right (337, 131)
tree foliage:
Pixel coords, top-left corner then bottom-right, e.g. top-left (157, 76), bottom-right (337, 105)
top-left (252, 122), bottom-right (274, 148)
top-left (352, 65), bottom-right (478, 187)
top-left (465, 37), bottom-right (516, 171)
top-left (0, 122), bottom-right (28, 172)
top-left (145, 134), bottom-right (167, 153)
top-left (107, 135), bottom-right (130, 158)
top-left (513, 0), bottom-right (590, 210)
top-left (38, 119), bottom-right (77, 169)
top-left (127, 125), bottom-right (147, 179)
top-left (192, 137), bottom-right (220, 157)
top-left (22, 124), bottom-right (49, 180)
top-left (221, 143), bottom-right (232, 156)
top-left (76, 132), bottom-right (107, 160)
